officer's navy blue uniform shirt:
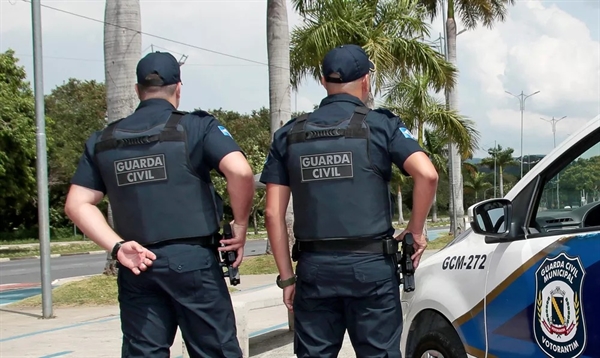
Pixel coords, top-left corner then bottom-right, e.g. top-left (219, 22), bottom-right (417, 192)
top-left (260, 93), bottom-right (424, 186)
top-left (71, 98), bottom-right (242, 192)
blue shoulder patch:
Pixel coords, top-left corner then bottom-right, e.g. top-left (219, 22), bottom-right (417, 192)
top-left (373, 108), bottom-right (398, 119)
top-left (218, 125), bottom-right (233, 138)
top-left (399, 127), bottom-right (417, 141)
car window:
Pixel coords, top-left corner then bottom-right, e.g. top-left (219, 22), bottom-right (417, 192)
top-left (530, 138), bottom-right (600, 234)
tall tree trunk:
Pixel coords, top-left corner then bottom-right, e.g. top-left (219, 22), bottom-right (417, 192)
top-left (266, 0), bottom-right (292, 256)
top-left (252, 209), bottom-right (258, 235)
top-left (397, 184), bottom-right (404, 224)
top-left (103, 0), bottom-right (142, 276)
top-left (446, 15), bottom-right (464, 235)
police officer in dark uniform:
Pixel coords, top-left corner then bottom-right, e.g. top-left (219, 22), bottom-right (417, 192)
top-left (260, 44), bottom-right (439, 358)
top-left (65, 51), bottom-right (255, 358)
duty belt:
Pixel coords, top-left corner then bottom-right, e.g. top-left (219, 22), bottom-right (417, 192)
top-left (295, 238), bottom-right (395, 254)
top-left (146, 234), bottom-right (220, 248)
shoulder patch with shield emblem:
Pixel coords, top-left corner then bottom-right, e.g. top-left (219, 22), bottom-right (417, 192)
top-left (534, 252), bottom-right (587, 358)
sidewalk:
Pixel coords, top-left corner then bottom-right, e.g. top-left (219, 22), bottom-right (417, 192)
top-left (0, 275), bottom-right (281, 358)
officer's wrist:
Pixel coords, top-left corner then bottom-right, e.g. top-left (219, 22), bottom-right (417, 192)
top-left (276, 274), bottom-right (296, 288)
top-left (406, 225), bottom-right (424, 236)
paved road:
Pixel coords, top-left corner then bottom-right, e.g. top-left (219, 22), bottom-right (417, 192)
top-left (0, 239), bottom-right (269, 285)
top-left (0, 228), bottom-right (450, 286)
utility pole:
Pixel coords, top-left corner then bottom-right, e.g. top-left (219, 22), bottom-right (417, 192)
top-left (540, 115), bottom-right (566, 209)
top-left (31, 0), bottom-right (53, 319)
top-left (505, 90), bottom-right (540, 179)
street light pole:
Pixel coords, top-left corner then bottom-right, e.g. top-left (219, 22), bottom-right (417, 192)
top-left (505, 90), bottom-right (540, 179)
top-left (540, 116), bottom-right (567, 149)
top-left (493, 140), bottom-right (497, 198)
top-left (31, 0), bottom-right (53, 319)
top-left (540, 115), bottom-right (566, 209)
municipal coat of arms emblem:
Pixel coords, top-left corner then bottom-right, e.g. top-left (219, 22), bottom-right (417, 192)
top-left (534, 252), bottom-right (587, 358)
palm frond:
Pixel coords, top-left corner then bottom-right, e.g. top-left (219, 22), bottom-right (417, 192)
top-left (289, 0), bottom-right (457, 92)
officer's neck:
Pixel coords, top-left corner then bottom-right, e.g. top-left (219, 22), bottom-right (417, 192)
top-left (140, 96), bottom-right (178, 109)
top-left (326, 90), bottom-right (366, 104)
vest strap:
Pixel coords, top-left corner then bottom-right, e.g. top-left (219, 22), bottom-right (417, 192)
top-left (344, 106), bottom-right (369, 138)
top-left (286, 106), bottom-right (370, 145)
top-left (94, 112), bottom-right (185, 154)
top-left (286, 113), bottom-right (310, 144)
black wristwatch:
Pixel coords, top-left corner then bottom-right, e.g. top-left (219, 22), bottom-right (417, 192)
top-left (111, 241), bottom-right (125, 260)
top-left (276, 275), bottom-right (297, 289)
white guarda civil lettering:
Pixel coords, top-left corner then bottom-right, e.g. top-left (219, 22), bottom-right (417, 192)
top-left (300, 153), bottom-right (351, 167)
top-left (115, 155), bottom-right (164, 172)
top-left (299, 152), bottom-right (353, 182)
top-left (114, 154), bottom-right (168, 186)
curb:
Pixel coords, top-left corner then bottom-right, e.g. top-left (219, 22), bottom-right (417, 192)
top-left (0, 250), bottom-right (106, 262)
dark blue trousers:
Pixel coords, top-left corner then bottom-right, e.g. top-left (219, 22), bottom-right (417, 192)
top-left (117, 242), bottom-right (242, 358)
top-left (293, 251), bottom-right (403, 358)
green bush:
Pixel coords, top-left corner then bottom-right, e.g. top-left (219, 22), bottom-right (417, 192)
top-left (0, 226), bottom-right (80, 242)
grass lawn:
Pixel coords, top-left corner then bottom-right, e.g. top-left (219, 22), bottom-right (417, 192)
top-left (246, 233), bottom-right (267, 241)
top-left (0, 243), bottom-right (103, 259)
top-left (0, 236), bottom-right (86, 246)
top-left (427, 234), bottom-right (454, 250)
top-left (11, 274), bottom-right (238, 308)
top-left (238, 254), bottom-right (294, 275)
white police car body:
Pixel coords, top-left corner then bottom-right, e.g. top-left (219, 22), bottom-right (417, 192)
top-left (400, 115), bottom-right (600, 358)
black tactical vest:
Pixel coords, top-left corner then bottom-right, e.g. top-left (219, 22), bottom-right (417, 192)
top-left (93, 111), bottom-right (221, 245)
top-left (286, 106), bottom-right (392, 241)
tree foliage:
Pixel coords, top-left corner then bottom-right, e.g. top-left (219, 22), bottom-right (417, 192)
top-left (560, 155), bottom-right (600, 198)
top-left (289, 0), bottom-right (457, 93)
top-left (384, 73), bottom-right (479, 155)
top-left (45, 79), bottom-right (107, 187)
top-left (0, 49), bottom-right (37, 229)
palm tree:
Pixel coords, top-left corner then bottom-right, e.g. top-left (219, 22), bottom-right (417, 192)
top-left (391, 167), bottom-right (409, 225)
top-left (102, 0), bottom-right (141, 275)
top-left (289, 0), bottom-right (457, 94)
top-left (266, 0), bottom-right (295, 261)
top-left (383, 73), bottom-right (479, 152)
top-left (418, 0), bottom-right (516, 234)
top-left (464, 171), bottom-right (492, 202)
top-left (481, 144), bottom-right (518, 197)
top-left (422, 129), bottom-right (448, 222)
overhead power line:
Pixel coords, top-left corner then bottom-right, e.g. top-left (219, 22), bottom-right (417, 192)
top-left (14, 53), bottom-right (263, 66)
top-left (16, 0), bottom-right (289, 71)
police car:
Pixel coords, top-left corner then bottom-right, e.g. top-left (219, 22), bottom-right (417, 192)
top-left (400, 115), bottom-right (600, 358)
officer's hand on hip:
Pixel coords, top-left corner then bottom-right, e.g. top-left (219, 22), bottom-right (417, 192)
top-left (219, 221), bottom-right (247, 268)
top-left (396, 230), bottom-right (427, 269)
top-left (117, 241), bottom-right (157, 275)
top-left (283, 284), bottom-right (295, 311)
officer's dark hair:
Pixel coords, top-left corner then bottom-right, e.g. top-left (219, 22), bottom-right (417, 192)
top-left (137, 74), bottom-right (178, 99)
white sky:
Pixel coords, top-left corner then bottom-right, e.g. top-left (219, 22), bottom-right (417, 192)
top-left (1, 0), bottom-right (599, 158)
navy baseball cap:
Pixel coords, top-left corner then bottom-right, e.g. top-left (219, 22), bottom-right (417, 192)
top-left (321, 44), bottom-right (375, 83)
top-left (136, 51), bottom-right (181, 86)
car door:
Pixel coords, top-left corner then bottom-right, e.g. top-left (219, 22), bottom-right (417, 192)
top-left (478, 127), bottom-right (600, 358)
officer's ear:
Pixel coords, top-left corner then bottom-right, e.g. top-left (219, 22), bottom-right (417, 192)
top-left (361, 74), bottom-right (369, 92)
top-left (175, 82), bottom-right (182, 99)
top-left (320, 76), bottom-right (327, 87)
top-left (134, 84), bottom-right (142, 100)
